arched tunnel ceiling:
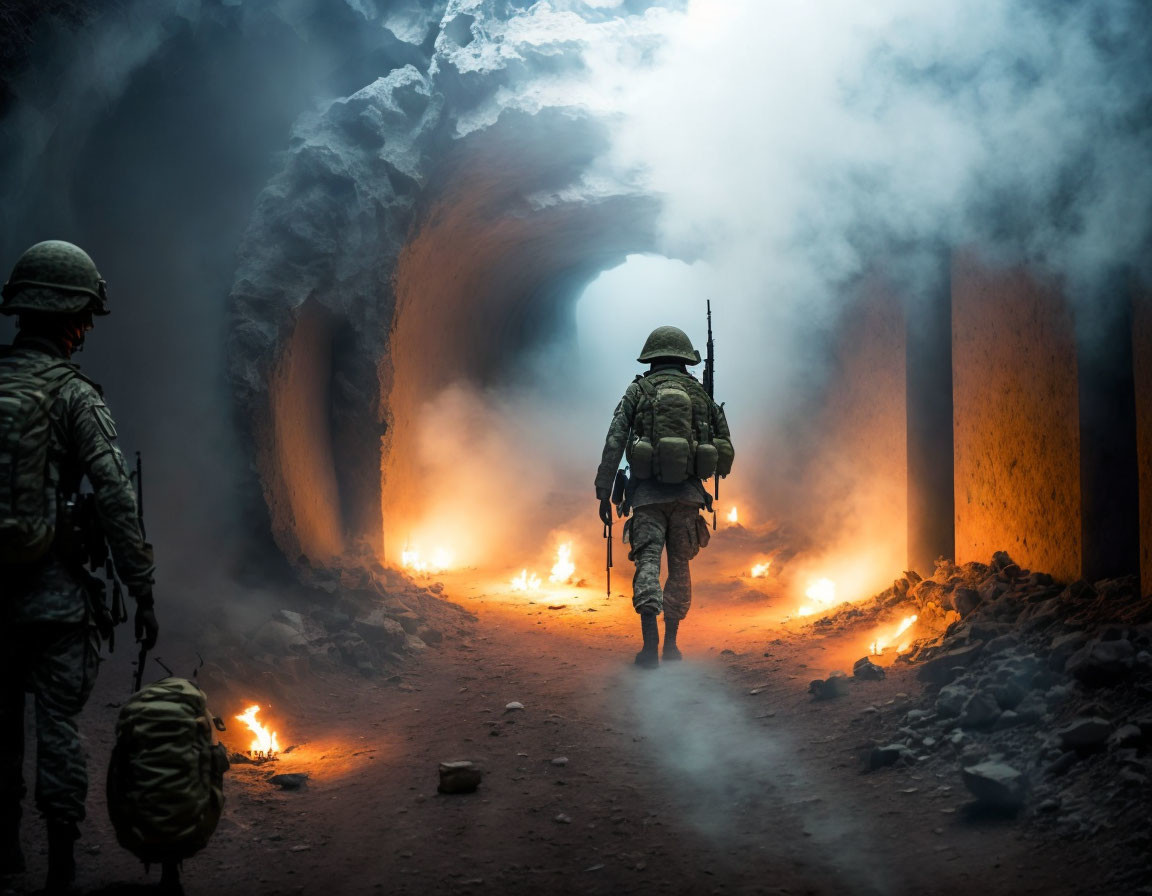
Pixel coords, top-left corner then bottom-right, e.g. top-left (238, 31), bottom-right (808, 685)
top-left (227, 1), bottom-right (667, 568)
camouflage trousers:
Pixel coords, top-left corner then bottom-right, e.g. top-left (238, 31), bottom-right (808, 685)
top-left (0, 622), bottom-right (100, 826)
top-left (626, 502), bottom-right (706, 621)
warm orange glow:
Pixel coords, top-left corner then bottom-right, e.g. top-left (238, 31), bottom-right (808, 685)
top-left (750, 561), bottom-right (771, 578)
top-left (727, 506), bottom-right (738, 524)
top-left (798, 578), bottom-right (837, 616)
top-left (870, 614), bottom-right (919, 655)
top-left (236, 705), bottom-right (281, 756)
top-left (511, 569), bottom-right (541, 592)
top-left (401, 546), bottom-right (452, 575)
top-left (549, 543), bottom-right (576, 584)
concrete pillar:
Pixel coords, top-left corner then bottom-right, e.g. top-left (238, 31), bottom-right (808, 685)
top-left (950, 252), bottom-right (1081, 580)
top-left (906, 250), bottom-right (955, 575)
top-left (1077, 280), bottom-right (1140, 583)
top-left (1134, 288), bottom-right (1152, 595)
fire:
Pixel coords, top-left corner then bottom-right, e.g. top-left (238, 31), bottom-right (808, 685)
top-left (401, 546), bottom-right (452, 575)
top-left (549, 543), bottom-right (576, 584)
top-left (511, 569), bottom-right (541, 591)
top-left (727, 506), bottom-right (738, 524)
top-left (798, 578), bottom-right (837, 616)
top-left (870, 614), bottom-right (919, 655)
top-left (236, 705), bottom-right (281, 756)
top-left (750, 560), bottom-right (771, 578)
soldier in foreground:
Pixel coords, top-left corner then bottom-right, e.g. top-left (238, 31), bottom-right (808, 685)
top-left (595, 325), bottom-right (734, 668)
top-left (0, 241), bottom-right (157, 893)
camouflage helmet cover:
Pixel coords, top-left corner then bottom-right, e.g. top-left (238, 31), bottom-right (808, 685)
top-left (1, 240), bottom-right (109, 316)
top-left (637, 325), bottom-right (701, 365)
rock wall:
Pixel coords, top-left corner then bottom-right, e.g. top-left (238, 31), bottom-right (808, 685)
top-left (228, 2), bottom-right (665, 568)
top-left (951, 251), bottom-right (1081, 581)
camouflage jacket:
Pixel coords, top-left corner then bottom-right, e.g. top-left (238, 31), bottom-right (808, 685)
top-left (1, 337), bottom-right (154, 623)
top-left (594, 365), bottom-right (733, 508)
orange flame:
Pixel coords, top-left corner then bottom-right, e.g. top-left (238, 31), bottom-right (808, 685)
top-left (511, 569), bottom-right (541, 591)
top-left (236, 705), bottom-right (281, 755)
top-left (549, 543), bottom-right (575, 584)
top-left (870, 614), bottom-right (919, 655)
top-left (727, 506), bottom-right (738, 524)
top-left (798, 577), bottom-right (837, 616)
top-left (401, 546), bottom-right (452, 575)
top-left (750, 561), bottom-right (771, 578)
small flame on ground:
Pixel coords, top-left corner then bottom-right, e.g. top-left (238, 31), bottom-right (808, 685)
top-left (870, 614), bottom-right (919, 655)
top-left (750, 561), bottom-right (771, 578)
top-left (401, 546), bottom-right (452, 575)
top-left (549, 543), bottom-right (575, 584)
top-left (236, 705), bottom-right (281, 756)
top-left (727, 506), bottom-right (738, 524)
top-left (798, 577), bottom-right (837, 616)
top-left (511, 569), bottom-right (541, 591)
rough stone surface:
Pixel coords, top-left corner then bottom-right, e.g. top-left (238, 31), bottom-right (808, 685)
top-left (438, 760), bottom-right (483, 794)
top-left (961, 762), bottom-right (1026, 810)
top-left (1056, 717), bottom-right (1114, 750)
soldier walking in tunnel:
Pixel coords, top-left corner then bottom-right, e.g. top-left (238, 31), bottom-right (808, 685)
top-left (0, 241), bottom-right (158, 893)
top-left (595, 325), bottom-right (734, 668)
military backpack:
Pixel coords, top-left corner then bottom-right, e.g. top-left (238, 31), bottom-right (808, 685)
top-left (0, 356), bottom-right (80, 564)
top-left (107, 677), bottom-right (229, 865)
top-left (627, 371), bottom-right (732, 484)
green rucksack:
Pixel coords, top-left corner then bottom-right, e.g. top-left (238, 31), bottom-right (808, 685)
top-left (107, 678), bottom-right (229, 865)
top-left (0, 357), bottom-right (80, 564)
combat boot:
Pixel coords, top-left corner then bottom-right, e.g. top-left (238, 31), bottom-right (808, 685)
top-left (662, 618), bottom-right (682, 661)
top-left (0, 813), bottom-right (23, 876)
top-left (43, 820), bottom-right (77, 894)
top-left (634, 613), bottom-right (659, 669)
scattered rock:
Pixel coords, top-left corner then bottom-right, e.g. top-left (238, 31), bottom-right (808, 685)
top-left (1056, 717), bottom-right (1113, 751)
top-left (869, 743), bottom-right (913, 770)
top-left (554, 813), bottom-right (572, 824)
top-left (505, 701), bottom-right (525, 713)
top-left (958, 692), bottom-right (1001, 729)
top-left (917, 642), bottom-right (984, 685)
top-left (551, 757), bottom-right (569, 767)
top-left (808, 674), bottom-right (850, 700)
top-left (936, 684), bottom-right (970, 718)
top-left (961, 761), bottom-right (1026, 810)
top-left (1065, 639), bottom-right (1136, 686)
top-left (438, 761), bottom-right (483, 794)
top-left (268, 773), bottom-right (309, 790)
top-left (853, 657), bottom-right (885, 680)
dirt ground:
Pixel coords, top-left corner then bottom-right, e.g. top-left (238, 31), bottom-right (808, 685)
top-left (5, 567), bottom-right (1118, 896)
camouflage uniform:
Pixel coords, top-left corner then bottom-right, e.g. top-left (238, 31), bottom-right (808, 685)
top-left (0, 336), bottom-right (154, 828)
top-left (594, 364), bottom-right (731, 620)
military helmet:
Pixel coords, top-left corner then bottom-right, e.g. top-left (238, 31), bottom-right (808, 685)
top-left (1, 240), bottom-right (109, 316)
top-left (637, 325), bottom-right (701, 365)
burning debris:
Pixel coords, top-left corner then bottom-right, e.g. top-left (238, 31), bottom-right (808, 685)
top-left (835, 552), bottom-right (1152, 890)
top-left (870, 613), bottom-right (918, 656)
top-left (236, 705), bottom-right (281, 760)
top-left (401, 546), bottom-right (452, 576)
top-left (798, 577), bottom-right (838, 617)
top-left (749, 560), bottom-right (771, 578)
top-left (511, 569), bottom-right (542, 592)
top-left (549, 543), bottom-right (576, 584)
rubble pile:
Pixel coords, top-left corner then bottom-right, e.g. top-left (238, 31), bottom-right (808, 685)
top-left (198, 551), bottom-right (475, 701)
top-left (845, 553), bottom-right (1152, 890)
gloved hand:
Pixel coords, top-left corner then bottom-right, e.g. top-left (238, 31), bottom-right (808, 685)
top-left (134, 596), bottom-right (159, 651)
top-left (599, 495), bottom-right (613, 526)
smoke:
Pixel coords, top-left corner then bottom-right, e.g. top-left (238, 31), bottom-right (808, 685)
top-left (621, 662), bottom-right (894, 893)
top-left (0, 0), bottom-right (438, 621)
top-left (526, 0), bottom-right (1152, 595)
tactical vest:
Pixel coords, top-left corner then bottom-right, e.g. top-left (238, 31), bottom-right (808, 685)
top-left (626, 370), bottom-right (732, 484)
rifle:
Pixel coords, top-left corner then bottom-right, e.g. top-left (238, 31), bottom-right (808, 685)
top-left (605, 468), bottom-right (631, 595)
top-left (703, 301), bottom-right (719, 530)
top-left (130, 451), bottom-right (149, 692)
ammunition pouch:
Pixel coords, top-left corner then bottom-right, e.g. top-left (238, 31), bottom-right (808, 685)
top-left (694, 442), bottom-right (719, 479)
top-left (627, 436), bottom-right (653, 480)
top-left (655, 436), bottom-right (691, 484)
top-left (715, 438), bottom-right (734, 477)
